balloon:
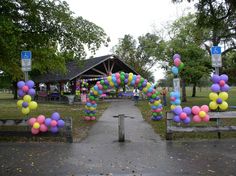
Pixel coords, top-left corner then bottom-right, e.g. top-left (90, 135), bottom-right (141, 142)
top-left (26, 80), bottom-right (35, 88)
top-left (22, 85), bottom-right (29, 93)
top-left (85, 116), bottom-right (91, 121)
top-left (23, 95), bottom-right (32, 103)
top-left (211, 74), bottom-right (220, 83)
top-left (193, 115), bottom-right (201, 123)
top-left (192, 106), bottom-right (200, 115)
top-left (17, 81), bottom-right (25, 89)
top-left (171, 66), bottom-right (179, 75)
top-left (22, 102), bottom-right (28, 108)
top-left (180, 112), bottom-right (187, 120)
top-left (57, 120), bottom-right (65, 128)
top-left (209, 92), bottom-right (218, 101)
top-left (170, 105), bottom-right (176, 110)
top-left (174, 107), bottom-right (182, 115)
top-left (211, 84), bottom-right (220, 92)
top-left (220, 74), bottom-right (228, 82)
top-left (50, 120), bottom-right (58, 127)
top-left (209, 101), bottom-right (218, 110)
top-left (219, 80), bottom-right (225, 86)
top-left (183, 107), bottom-right (191, 115)
top-left (44, 118), bottom-right (52, 126)
top-left (50, 126), bottom-right (59, 133)
top-left (216, 98), bottom-right (223, 104)
top-left (174, 58), bottom-right (181, 67)
top-left (203, 115), bottom-right (210, 122)
top-left (17, 89), bottom-right (25, 97)
top-left (199, 111), bottom-right (206, 118)
top-left (219, 101), bottom-right (228, 110)
top-left (22, 107), bottom-right (30, 114)
top-left (28, 88), bottom-right (36, 96)
top-left (37, 115), bottom-right (45, 124)
top-left (29, 101), bottom-right (38, 110)
top-left (179, 62), bottom-right (185, 70)
top-left (28, 117), bottom-right (37, 126)
top-left (90, 116), bottom-right (96, 120)
top-left (173, 54), bottom-right (181, 60)
top-left (39, 124), bottom-right (48, 132)
top-left (174, 99), bottom-right (181, 105)
top-left (51, 112), bottom-right (60, 120)
top-left (183, 117), bottom-right (191, 124)
top-left (107, 76), bottom-right (112, 82)
top-left (219, 92), bottom-right (228, 101)
top-left (31, 127), bottom-right (40, 135)
top-left (200, 105), bottom-right (209, 112)
top-left (221, 84), bottom-right (230, 92)
top-left (17, 100), bottom-right (24, 108)
top-left (33, 122), bottom-right (40, 129)
top-left (173, 115), bottom-right (181, 123)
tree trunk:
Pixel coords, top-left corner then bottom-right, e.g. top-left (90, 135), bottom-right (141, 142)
top-left (181, 79), bottom-right (187, 102)
top-left (12, 81), bottom-right (17, 100)
top-left (192, 83), bottom-right (196, 97)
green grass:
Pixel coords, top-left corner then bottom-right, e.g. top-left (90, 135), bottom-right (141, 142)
top-left (0, 93), bottom-right (110, 142)
top-left (136, 86), bottom-right (236, 140)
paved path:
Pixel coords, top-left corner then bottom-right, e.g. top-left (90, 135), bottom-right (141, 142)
top-left (0, 100), bottom-right (236, 176)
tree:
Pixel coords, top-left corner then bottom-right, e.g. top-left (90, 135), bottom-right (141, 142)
top-left (0, 0), bottom-right (109, 81)
top-left (112, 33), bottom-right (166, 82)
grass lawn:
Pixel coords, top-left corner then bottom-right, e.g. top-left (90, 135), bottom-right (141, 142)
top-left (137, 86), bottom-right (236, 140)
top-left (0, 93), bottom-right (110, 142)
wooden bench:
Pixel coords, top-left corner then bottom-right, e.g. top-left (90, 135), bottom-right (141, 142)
top-left (0, 117), bottom-right (73, 143)
top-left (166, 111), bottom-right (236, 140)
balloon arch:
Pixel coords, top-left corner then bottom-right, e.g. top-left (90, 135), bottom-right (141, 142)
top-left (84, 72), bottom-right (163, 121)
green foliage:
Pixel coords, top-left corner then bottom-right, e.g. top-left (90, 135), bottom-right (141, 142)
top-left (0, 0), bottom-right (108, 80)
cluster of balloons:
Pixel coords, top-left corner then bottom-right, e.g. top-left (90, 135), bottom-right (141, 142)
top-left (149, 88), bottom-right (163, 121)
top-left (16, 80), bottom-right (38, 115)
top-left (192, 105), bottom-right (210, 122)
top-left (171, 54), bottom-right (185, 76)
top-left (84, 72), bottom-right (163, 121)
top-left (209, 74), bottom-right (230, 111)
top-left (170, 91), bottom-right (181, 109)
top-left (28, 112), bottom-right (65, 134)
top-left (172, 106), bottom-right (191, 124)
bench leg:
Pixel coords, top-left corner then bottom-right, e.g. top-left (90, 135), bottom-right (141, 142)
top-left (217, 132), bottom-right (221, 139)
top-left (166, 132), bottom-right (173, 140)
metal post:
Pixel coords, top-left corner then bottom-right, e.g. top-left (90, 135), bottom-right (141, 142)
top-left (118, 114), bottom-right (125, 142)
top-left (215, 67), bottom-right (221, 138)
top-left (24, 71), bottom-right (28, 82)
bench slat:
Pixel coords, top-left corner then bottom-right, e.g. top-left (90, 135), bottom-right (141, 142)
top-left (167, 126), bottom-right (236, 133)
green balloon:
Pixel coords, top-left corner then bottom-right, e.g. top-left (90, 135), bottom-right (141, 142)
top-left (179, 62), bottom-right (184, 70)
top-left (100, 80), bottom-right (104, 84)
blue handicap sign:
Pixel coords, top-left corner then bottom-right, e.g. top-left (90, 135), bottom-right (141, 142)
top-left (21, 51), bottom-right (32, 59)
top-left (211, 46), bottom-right (221, 55)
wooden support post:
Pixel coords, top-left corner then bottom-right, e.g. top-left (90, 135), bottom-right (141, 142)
top-left (118, 114), bottom-right (125, 142)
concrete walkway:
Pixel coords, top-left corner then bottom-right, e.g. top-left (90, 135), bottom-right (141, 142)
top-left (0, 100), bottom-right (236, 176)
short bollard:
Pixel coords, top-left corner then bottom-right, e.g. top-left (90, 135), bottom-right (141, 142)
top-left (118, 114), bottom-right (125, 142)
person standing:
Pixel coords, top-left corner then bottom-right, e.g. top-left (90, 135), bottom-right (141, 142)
top-left (133, 87), bottom-right (140, 104)
top-left (161, 87), bottom-right (167, 106)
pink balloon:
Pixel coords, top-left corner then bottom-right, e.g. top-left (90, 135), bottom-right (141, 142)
top-left (50, 120), bottom-right (58, 127)
top-left (117, 79), bottom-right (121, 84)
top-left (180, 112), bottom-right (187, 120)
top-left (200, 105), bottom-right (209, 112)
top-left (170, 97), bottom-right (176, 101)
top-left (98, 84), bottom-right (103, 90)
top-left (31, 127), bottom-right (40, 135)
top-left (193, 115), bottom-right (201, 123)
top-left (90, 116), bottom-right (96, 120)
top-left (37, 115), bottom-right (45, 124)
top-left (219, 80), bottom-right (225, 86)
top-left (22, 85), bottom-right (29, 93)
top-left (146, 92), bottom-right (152, 97)
top-left (85, 116), bottom-right (91, 121)
top-left (203, 115), bottom-right (210, 122)
top-left (135, 78), bottom-right (140, 84)
top-left (115, 73), bottom-right (120, 78)
top-left (28, 117), bottom-right (37, 126)
top-left (192, 106), bottom-right (201, 115)
top-left (91, 101), bottom-right (96, 104)
top-left (174, 58), bottom-right (181, 67)
top-left (39, 124), bottom-right (48, 132)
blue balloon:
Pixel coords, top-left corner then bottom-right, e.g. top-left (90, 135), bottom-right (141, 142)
top-left (174, 91), bottom-right (181, 98)
top-left (175, 99), bottom-right (181, 105)
top-left (171, 66), bottom-right (179, 75)
top-left (94, 85), bottom-right (99, 91)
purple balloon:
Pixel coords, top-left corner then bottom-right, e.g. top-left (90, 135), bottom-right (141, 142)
top-left (211, 74), bottom-right (220, 83)
top-left (124, 79), bottom-right (128, 84)
top-left (183, 107), bottom-right (192, 115)
top-left (173, 54), bottom-right (181, 60)
top-left (50, 126), bottom-right (59, 133)
top-left (174, 107), bottom-right (182, 115)
top-left (211, 84), bottom-right (220, 92)
top-left (51, 112), bottom-right (60, 120)
top-left (26, 80), bottom-right (35, 88)
top-left (125, 73), bottom-right (129, 78)
top-left (22, 102), bottom-right (28, 108)
top-left (216, 98), bottom-right (223, 104)
top-left (173, 115), bottom-right (181, 123)
top-left (44, 118), bottom-right (52, 126)
top-left (221, 84), bottom-right (230, 92)
top-left (183, 117), bottom-right (191, 124)
top-left (220, 74), bottom-right (228, 82)
top-left (17, 89), bottom-right (25, 97)
top-left (17, 81), bottom-right (25, 89)
top-left (57, 119), bottom-right (65, 128)
top-left (28, 88), bottom-right (36, 96)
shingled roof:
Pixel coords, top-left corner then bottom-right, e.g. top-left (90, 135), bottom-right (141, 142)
top-left (34, 54), bottom-right (138, 83)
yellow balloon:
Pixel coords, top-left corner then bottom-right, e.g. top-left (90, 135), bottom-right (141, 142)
top-left (143, 87), bottom-right (148, 93)
top-left (17, 100), bottom-right (23, 108)
top-left (33, 122), bottom-right (40, 129)
top-left (109, 82), bottom-right (114, 87)
top-left (219, 101), bottom-right (228, 110)
top-left (128, 76), bottom-right (133, 81)
top-left (93, 91), bottom-right (98, 95)
top-left (219, 92), bottom-right (228, 101)
top-left (199, 111), bottom-right (206, 118)
top-left (129, 73), bottom-right (133, 77)
top-left (22, 107), bottom-right (30, 114)
top-left (209, 101), bottom-right (218, 110)
top-left (209, 92), bottom-right (218, 101)
top-left (107, 76), bottom-right (112, 81)
top-left (23, 95), bottom-right (32, 103)
top-left (170, 105), bottom-right (176, 110)
top-left (146, 83), bottom-right (151, 88)
top-left (29, 101), bottom-right (38, 110)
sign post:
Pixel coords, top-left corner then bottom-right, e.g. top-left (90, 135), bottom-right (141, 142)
top-left (21, 51), bottom-right (32, 81)
top-left (211, 46), bottom-right (222, 74)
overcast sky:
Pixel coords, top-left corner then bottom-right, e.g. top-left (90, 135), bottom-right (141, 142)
top-left (65, 0), bottom-right (194, 81)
